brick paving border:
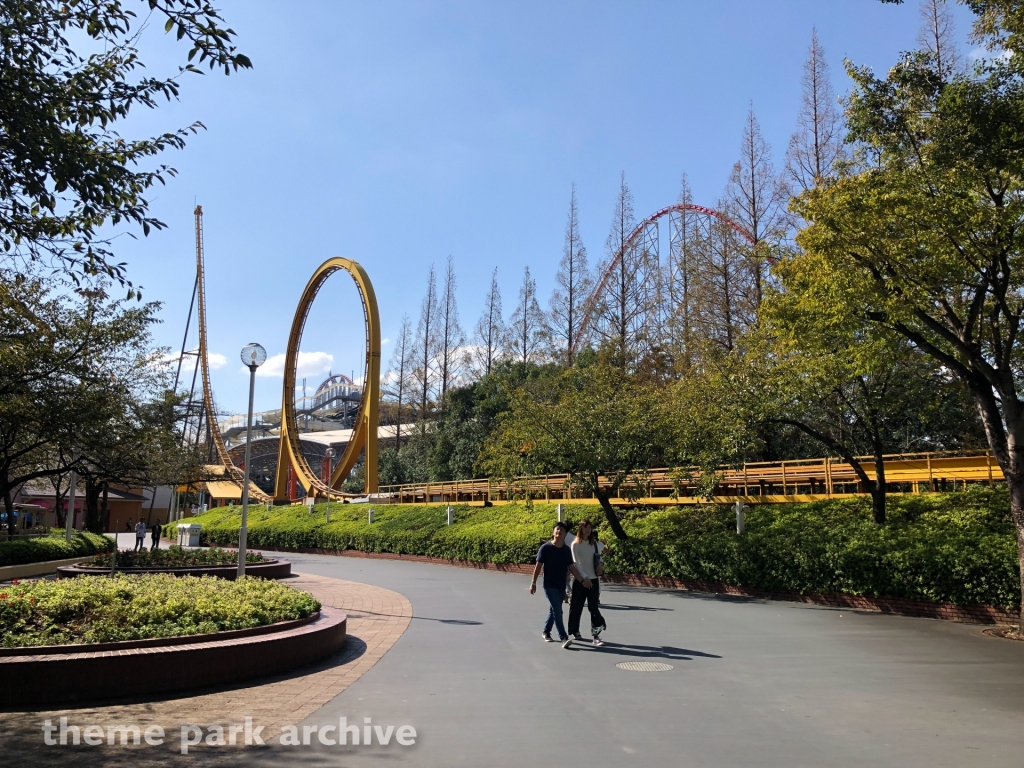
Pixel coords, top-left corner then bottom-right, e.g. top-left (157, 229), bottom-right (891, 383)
top-left (258, 545), bottom-right (1019, 626)
top-left (0, 573), bottom-right (411, 746)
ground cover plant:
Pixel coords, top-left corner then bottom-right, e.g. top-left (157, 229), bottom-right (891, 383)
top-left (194, 488), bottom-right (1020, 610)
top-left (83, 545), bottom-right (265, 569)
top-left (0, 531), bottom-right (112, 568)
top-left (0, 574), bottom-right (319, 648)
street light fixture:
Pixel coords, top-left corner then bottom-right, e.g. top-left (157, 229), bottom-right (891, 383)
top-left (238, 343), bottom-right (267, 578)
top-left (324, 447), bottom-right (334, 523)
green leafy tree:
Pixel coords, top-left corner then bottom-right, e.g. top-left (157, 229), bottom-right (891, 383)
top-left (0, 272), bottom-right (189, 533)
top-left (481, 364), bottom-right (666, 539)
top-left (0, 0), bottom-right (250, 292)
top-left (798, 0), bottom-right (1024, 620)
top-left (662, 348), bottom-right (764, 497)
top-left (758, 282), bottom-right (983, 523)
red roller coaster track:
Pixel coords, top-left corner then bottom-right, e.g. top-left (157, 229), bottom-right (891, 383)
top-left (569, 203), bottom-right (756, 356)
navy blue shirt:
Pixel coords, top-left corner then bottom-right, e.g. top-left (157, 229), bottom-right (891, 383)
top-left (536, 541), bottom-right (574, 590)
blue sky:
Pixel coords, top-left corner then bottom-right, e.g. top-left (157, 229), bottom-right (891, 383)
top-left (113, 0), bottom-right (975, 414)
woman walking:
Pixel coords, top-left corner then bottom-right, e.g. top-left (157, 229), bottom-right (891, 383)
top-left (566, 519), bottom-right (607, 647)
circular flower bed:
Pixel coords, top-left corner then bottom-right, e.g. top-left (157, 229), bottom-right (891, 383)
top-left (84, 545), bottom-right (264, 569)
top-left (0, 573), bottom-right (320, 648)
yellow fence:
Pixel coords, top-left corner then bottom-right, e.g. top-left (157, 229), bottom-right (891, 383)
top-left (377, 451), bottom-right (1002, 506)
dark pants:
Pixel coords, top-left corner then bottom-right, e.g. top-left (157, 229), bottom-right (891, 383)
top-left (568, 579), bottom-right (606, 637)
top-left (135, 536), bottom-right (145, 552)
top-left (542, 587), bottom-right (568, 640)
top-left (151, 533), bottom-right (159, 551)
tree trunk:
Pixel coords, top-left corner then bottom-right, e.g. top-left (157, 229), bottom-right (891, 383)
top-left (871, 451), bottom-right (886, 525)
top-left (1009, 473), bottom-right (1024, 630)
top-left (101, 483), bottom-right (109, 534)
top-left (3, 486), bottom-right (14, 536)
top-left (85, 480), bottom-right (102, 534)
top-left (594, 488), bottom-right (629, 540)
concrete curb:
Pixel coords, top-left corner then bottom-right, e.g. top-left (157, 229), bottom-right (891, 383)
top-left (55, 558), bottom-right (292, 580)
top-left (0, 607), bottom-right (347, 709)
top-left (0, 556), bottom-right (93, 582)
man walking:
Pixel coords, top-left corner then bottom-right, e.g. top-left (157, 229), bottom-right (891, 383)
top-left (151, 521), bottom-right (162, 552)
top-left (530, 521), bottom-right (590, 648)
top-left (134, 520), bottom-right (146, 552)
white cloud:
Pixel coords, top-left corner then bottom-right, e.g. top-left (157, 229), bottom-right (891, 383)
top-left (969, 45), bottom-right (1011, 62)
top-left (382, 338), bottom-right (390, 345)
top-left (162, 351), bottom-right (226, 376)
top-left (254, 350), bottom-right (335, 379)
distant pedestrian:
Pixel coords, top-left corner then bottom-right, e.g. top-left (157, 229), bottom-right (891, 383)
top-left (134, 520), bottom-right (146, 552)
top-left (124, 519), bottom-right (132, 532)
top-left (151, 522), bottom-right (162, 552)
top-left (567, 519), bottom-right (607, 646)
top-left (530, 522), bottom-right (589, 648)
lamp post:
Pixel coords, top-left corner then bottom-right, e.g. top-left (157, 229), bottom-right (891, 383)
top-left (238, 343), bottom-right (267, 578)
top-left (64, 453), bottom-right (77, 543)
top-left (324, 447), bottom-right (334, 523)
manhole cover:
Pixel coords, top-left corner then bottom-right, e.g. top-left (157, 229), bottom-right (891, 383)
top-left (616, 661), bottom-right (674, 672)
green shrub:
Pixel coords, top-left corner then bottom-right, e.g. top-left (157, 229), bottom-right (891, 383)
top-left (192, 488), bottom-right (1020, 609)
top-left (606, 488), bottom-right (1020, 609)
top-left (0, 573), bottom-right (320, 647)
top-left (83, 545), bottom-right (265, 569)
top-left (0, 531), bottom-right (113, 568)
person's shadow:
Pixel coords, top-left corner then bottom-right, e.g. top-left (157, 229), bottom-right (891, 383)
top-left (567, 641), bottom-right (720, 661)
top-left (599, 603), bottom-right (673, 612)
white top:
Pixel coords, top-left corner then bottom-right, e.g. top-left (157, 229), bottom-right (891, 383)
top-left (571, 540), bottom-right (597, 580)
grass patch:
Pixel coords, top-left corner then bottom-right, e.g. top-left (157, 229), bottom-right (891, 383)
top-left (0, 531), bottom-right (113, 568)
top-left (0, 574), bottom-right (320, 648)
top-left (192, 488), bottom-right (1020, 610)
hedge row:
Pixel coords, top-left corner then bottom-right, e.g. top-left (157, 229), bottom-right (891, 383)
top-left (0, 573), bottom-right (320, 647)
top-left (195, 488), bottom-right (1021, 610)
top-left (0, 531), bottom-right (113, 568)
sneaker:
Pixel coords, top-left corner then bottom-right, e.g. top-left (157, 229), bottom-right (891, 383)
top-left (542, 633), bottom-right (554, 643)
top-left (562, 636), bottom-right (573, 649)
top-left (592, 637), bottom-right (604, 647)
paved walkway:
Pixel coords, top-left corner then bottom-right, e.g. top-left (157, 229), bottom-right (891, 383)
top-left (252, 552), bottom-right (1024, 768)
top-left (4, 544), bottom-right (1024, 767)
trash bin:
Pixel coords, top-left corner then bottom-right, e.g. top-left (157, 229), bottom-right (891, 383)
top-left (177, 523), bottom-right (202, 547)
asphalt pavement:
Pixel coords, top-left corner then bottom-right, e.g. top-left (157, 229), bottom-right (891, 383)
top-left (211, 549), bottom-right (1024, 768)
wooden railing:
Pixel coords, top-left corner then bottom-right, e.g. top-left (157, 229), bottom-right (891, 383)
top-left (376, 450), bottom-right (1002, 506)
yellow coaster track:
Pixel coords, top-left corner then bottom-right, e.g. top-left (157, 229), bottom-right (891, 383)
top-left (194, 205), bottom-right (272, 503)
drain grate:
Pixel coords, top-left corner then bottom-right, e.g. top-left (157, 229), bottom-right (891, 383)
top-left (616, 661), bottom-right (674, 672)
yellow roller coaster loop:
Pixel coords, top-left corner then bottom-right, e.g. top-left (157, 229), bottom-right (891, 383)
top-left (273, 257), bottom-right (381, 501)
top-left (192, 207), bottom-right (380, 503)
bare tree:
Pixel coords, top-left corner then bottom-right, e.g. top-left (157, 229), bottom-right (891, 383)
top-left (549, 183), bottom-right (591, 365)
top-left (664, 175), bottom-right (697, 366)
top-left (505, 266), bottom-right (545, 365)
top-left (691, 199), bottom-right (757, 352)
top-left (437, 255), bottom-right (465, 407)
top-left (786, 29), bottom-right (845, 194)
top-left (473, 268), bottom-right (504, 377)
top-left (918, 0), bottom-right (961, 79)
top-left (413, 265), bottom-right (438, 422)
top-left (593, 172), bottom-right (653, 368)
top-left (384, 314), bottom-right (414, 448)
top-left (727, 105), bottom-right (786, 311)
